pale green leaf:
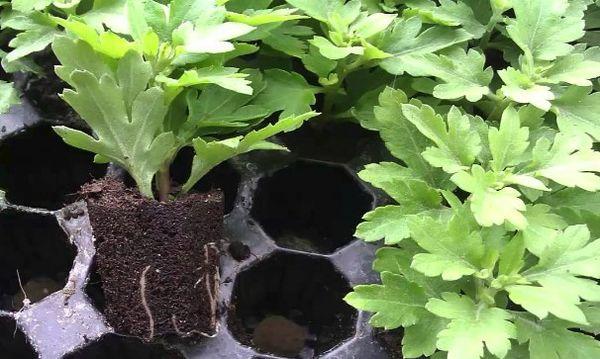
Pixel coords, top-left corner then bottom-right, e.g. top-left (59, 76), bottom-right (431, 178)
top-left (344, 272), bottom-right (429, 330)
top-left (409, 216), bottom-right (484, 280)
top-left (173, 21), bottom-right (255, 54)
top-left (399, 48), bottom-right (493, 102)
top-left (551, 86), bottom-right (600, 140)
top-left (403, 313), bottom-right (449, 358)
top-left (355, 206), bottom-right (414, 244)
top-left (529, 132), bottom-right (600, 191)
top-left (515, 314), bottom-right (600, 359)
top-left (358, 162), bottom-right (442, 207)
top-left (499, 68), bottom-right (555, 111)
top-left (452, 166), bottom-right (527, 229)
top-left (368, 87), bottom-right (450, 188)
top-left (226, 8), bottom-right (306, 26)
top-left (521, 204), bottom-right (567, 257)
top-left (183, 112), bottom-right (317, 192)
top-left (488, 106), bottom-right (530, 172)
top-left (252, 69), bottom-right (318, 118)
top-left (506, 0), bottom-right (586, 61)
top-left (11, 0), bottom-right (52, 13)
top-left (508, 225), bottom-right (600, 324)
top-left (404, 0), bottom-right (487, 39)
top-left (426, 293), bottom-right (516, 359)
top-left (157, 67), bottom-right (253, 95)
top-left (402, 104), bottom-right (481, 173)
top-left (379, 17), bottom-right (472, 75)
top-left (309, 36), bottom-right (364, 60)
top-left (55, 68), bottom-right (175, 198)
top-left (0, 81), bottom-right (20, 114)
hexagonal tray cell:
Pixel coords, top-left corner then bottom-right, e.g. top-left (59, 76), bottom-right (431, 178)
top-left (63, 334), bottom-right (184, 359)
top-left (251, 161), bottom-right (373, 254)
top-left (0, 316), bottom-right (37, 359)
top-left (170, 147), bottom-right (241, 214)
top-left (278, 122), bottom-right (384, 163)
top-left (0, 210), bottom-right (75, 311)
top-left (0, 124), bottom-right (106, 209)
top-left (228, 252), bottom-right (357, 358)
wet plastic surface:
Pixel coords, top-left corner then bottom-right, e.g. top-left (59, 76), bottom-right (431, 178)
top-left (0, 100), bottom-right (394, 358)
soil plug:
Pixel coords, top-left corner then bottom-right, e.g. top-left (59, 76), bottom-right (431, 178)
top-left (252, 315), bottom-right (308, 358)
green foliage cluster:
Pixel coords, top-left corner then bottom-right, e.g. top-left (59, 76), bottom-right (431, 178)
top-left (340, 1), bottom-right (600, 358)
top-left (0, 0), bottom-right (324, 199)
top-left (0, 0), bottom-right (599, 357)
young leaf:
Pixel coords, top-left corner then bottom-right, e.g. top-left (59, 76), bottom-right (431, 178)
top-left (408, 216), bottom-right (484, 281)
top-left (0, 81), bottom-right (20, 114)
top-left (506, 0), bottom-right (586, 61)
top-left (284, 0), bottom-right (345, 23)
top-left (402, 312), bottom-right (448, 359)
top-left (355, 206), bottom-right (415, 244)
top-left (156, 67), bottom-right (254, 95)
top-left (183, 111), bottom-right (318, 192)
top-left (521, 204), bottom-right (567, 257)
top-left (11, 0), bottom-right (52, 13)
top-left (499, 68), bottom-right (555, 111)
top-left (54, 66), bottom-right (176, 198)
top-left (358, 162), bottom-right (442, 208)
top-left (226, 8), bottom-right (306, 26)
top-left (5, 25), bottom-right (58, 63)
top-left (379, 17), bottom-right (472, 75)
top-left (344, 272), bottom-right (429, 330)
top-left (529, 132), bottom-right (600, 191)
top-left (403, 0), bottom-right (487, 39)
top-left (508, 225), bottom-right (600, 324)
top-left (172, 21), bottom-right (255, 54)
top-left (309, 36), bottom-right (364, 60)
top-left (515, 314), bottom-right (600, 359)
top-left (426, 293), bottom-right (516, 359)
top-left (488, 106), bottom-right (529, 172)
top-left (399, 48), bottom-right (493, 102)
top-left (367, 87), bottom-right (449, 187)
top-left (452, 166), bottom-right (528, 229)
top-left (542, 47), bottom-right (600, 86)
top-left (252, 69), bottom-right (318, 118)
top-left (551, 86), bottom-right (600, 140)
top-left (402, 104), bottom-right (481, 173)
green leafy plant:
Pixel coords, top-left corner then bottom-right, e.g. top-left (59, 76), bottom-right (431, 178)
top-left (1, 0), bottom-right (320, 200)
top-left (343, 1), bottom-right (600, 358)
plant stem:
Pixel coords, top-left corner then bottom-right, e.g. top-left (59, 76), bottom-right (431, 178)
top-left (156, 166), bottom-right (171, 202)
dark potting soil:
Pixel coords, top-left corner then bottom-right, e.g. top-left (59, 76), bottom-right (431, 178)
top-left (375, 329), bottom-right (404, 359)
top-left (82, 178), bottom-right (223, 340)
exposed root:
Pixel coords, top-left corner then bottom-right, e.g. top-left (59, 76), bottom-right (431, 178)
top-left (139, 265), bottom-right (155, 341)
top-left (14, 270), bottom-right (30, 337)
top-left (16, 269), bottom-right (30, 309)
top-left (193, 244), bottom-right (220, 332)
top-left (171, 315), bottom-right (217, 338)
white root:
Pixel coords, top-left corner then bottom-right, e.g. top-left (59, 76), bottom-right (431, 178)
top-left (139, 265), bottom-right (155, 341)
top-left (194, 244), bottom-right (220, 331)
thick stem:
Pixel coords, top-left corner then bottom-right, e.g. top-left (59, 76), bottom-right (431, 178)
top-left (156, 166), bottom-right (171, 202)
